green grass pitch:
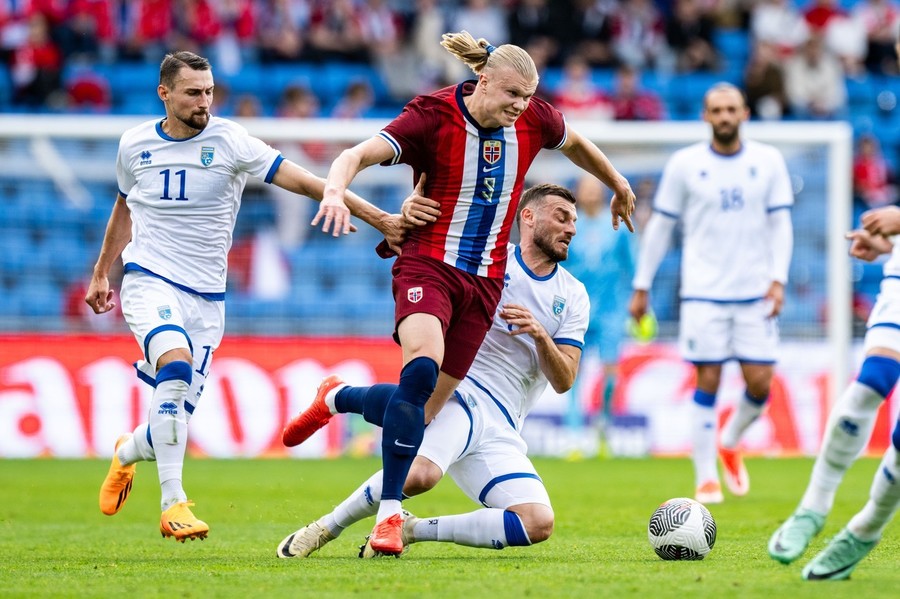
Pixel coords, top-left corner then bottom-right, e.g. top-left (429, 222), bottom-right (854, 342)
top-left (1, 457), bottom-right (897, 598)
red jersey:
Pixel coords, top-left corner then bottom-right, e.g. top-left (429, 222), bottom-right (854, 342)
top-left (378, 81), bottom-right (566, 279)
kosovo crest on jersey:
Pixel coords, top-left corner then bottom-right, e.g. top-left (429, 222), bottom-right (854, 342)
top-left (200, 146), bottom-right (215, 167)
top-left (552, 295), bottom-right (566, 316)
top-left (483, 140), bottom-right (502, 164)
top-left (158, 305), bottom-right (172, 320)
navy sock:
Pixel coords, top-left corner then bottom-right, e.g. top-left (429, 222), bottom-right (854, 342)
top-left (857, 355), bottom-right (900, 398)
top-left (380, 357), bottom-right (439, 501)
top-left (693, 389), bottom-right (716, 407)
top-left (503, 510), bottom-right (531, 547)
top-left (334, 384), bottom-right (397, 427)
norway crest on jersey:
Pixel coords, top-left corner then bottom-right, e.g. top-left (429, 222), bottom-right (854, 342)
top-left (482, 140), bottom-right (502, 164)
top-left (552, 295), bottom-right (566, 316)
top-left (200, 146), bottom-right (215, 167)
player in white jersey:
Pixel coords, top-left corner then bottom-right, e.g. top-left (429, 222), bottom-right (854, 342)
top-left (88, 51), bottom-right (408, 542)
top-left (275, 183), bottom-right (589, 557)
top-left (629, 83), bottom-right (794, 505)
top-left (768, 207), bottom-right (900, 579)
top-left (769, 36), bottom-right (900, 581)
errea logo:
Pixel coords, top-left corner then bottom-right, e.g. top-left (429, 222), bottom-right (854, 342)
top-left (140, 150), bottom-right (152, 165)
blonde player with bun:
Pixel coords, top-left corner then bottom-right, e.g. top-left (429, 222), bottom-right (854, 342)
top-left (285, 30), bottom-right (636, 555)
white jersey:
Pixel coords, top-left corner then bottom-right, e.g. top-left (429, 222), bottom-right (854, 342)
top-left (881, 236), bottom-right (900, 278)
top-left (116, 117), bottom-right (283, 296)
top-left (461, 244), bottom-right (590, 430)
top-left (651, 140), bottom-right (793, 300)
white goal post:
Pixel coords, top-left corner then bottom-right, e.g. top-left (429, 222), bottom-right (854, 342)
top-left (0, 115), bottom-right (853, 404)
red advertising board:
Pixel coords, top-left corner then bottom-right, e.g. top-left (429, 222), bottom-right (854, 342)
top-left (1, 334), bottom-right (896, 458)
top-left (0, 334), bottom-right (401, 458)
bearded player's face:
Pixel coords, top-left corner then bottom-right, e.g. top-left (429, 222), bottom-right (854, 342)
top-left (531, 195), bottom-right (577, 263)
top-left (703, 88), bottom-right (748, 147)
top-left (160, 67), bottom-right (214, 132)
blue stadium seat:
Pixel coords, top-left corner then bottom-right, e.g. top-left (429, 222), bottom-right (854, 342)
top-left (846, 76), bottom-right (876, 114)
top-left (320, 63), bottom-right (391, 104)
top-left (668, 73), bottom-right (740, 120)
top-left (538, 67), bottom-right (617, 98)
top-left (591, 68), bottom-right (616, 91)
top-left (261, 64), bottom-right (320, 106)
top-left (0, 63), bottom-right (11, 108)
top-left (15, 279), bottom-right (63, 317)
top-left (120, 93), bottom-right (161, 115)
top-left (41, 231), bottom-right (93, 282)
top-left (0, 232), bottom-right (33, 278)
top-left (103, 63), bottom-right (160, 89)
top-left (0, 192), bottom-right (29, 229)
top-left (538, 67), bottom-right (563, 94)
top-left (640, 70), bottom-right (671, 98)
top-left (714, 29), bottom-right (750, 73)
top-left (218, 63), bottom-right (265, 97)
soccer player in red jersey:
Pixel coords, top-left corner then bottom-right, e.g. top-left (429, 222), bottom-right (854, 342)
top-left (289, 30), bottom-right (636, 555)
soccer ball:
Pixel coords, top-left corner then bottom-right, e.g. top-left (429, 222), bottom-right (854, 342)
top-left (647, 497), bottom-right (717, 560)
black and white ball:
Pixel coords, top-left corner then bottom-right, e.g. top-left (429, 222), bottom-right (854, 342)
top-left (647, 497), bottom-right (717, 560)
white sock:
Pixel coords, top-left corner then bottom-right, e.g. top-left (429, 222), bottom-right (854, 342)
top-left (376, 499), bottom-right (402, 523)
top-left (160, 479), bottom-right (185, 510)
top-left (720, 394), bottom-right (766, 449)
top-left (118, 423), bottom-right (155, 466)
top-left (692, 403), bottom-right (718, 485)
top-left (325, 470), bottom-right (383, 535)
top-left (413, 508), bottom-right (510, 548)
top-left (150, 378), bottom-right (190, 510)
top-left (801, 381), bottom-right (883, 515)
top-left (848, 444), bottom-right (900, 542)
top-left (323, 384), bottom-right (347, 415)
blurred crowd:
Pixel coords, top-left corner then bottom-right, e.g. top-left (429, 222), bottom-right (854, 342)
top-left (5, 1), bottom-right (900, 221)
top-left (0, 0), bottom-right (889, 331)
top-left (2, 0), bottom-right (899, 118)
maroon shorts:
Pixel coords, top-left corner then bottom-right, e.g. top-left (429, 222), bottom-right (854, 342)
top-left (391, 253), bottom-right (503, 380)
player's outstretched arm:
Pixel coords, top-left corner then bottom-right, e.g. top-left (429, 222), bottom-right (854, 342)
top-left (559, 129), bottom-right (635, 232)
top-left (272, 160), bottom-right (410, 254)
top-left (630, 212), bottom-right (677, 320)
top-left (500, 303), bottom-right (581, 393)
top-left (85, 195), bottom-right (131, 315)
top-left (846, 228), bottom-right (894, 261)
top-left (861, 205), bottom-right (900, 237)
top-left (315, 137), bottom-right (396, 237)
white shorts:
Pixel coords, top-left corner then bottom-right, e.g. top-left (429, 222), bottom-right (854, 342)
top-left (679, 299), bottom-right (779, 364)
top-left (865, 278), bottom-right (900, 353)
top-left (121, 272), bottom-right (224, 401)
top-left (417, 380), bottom-right (551, 509)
